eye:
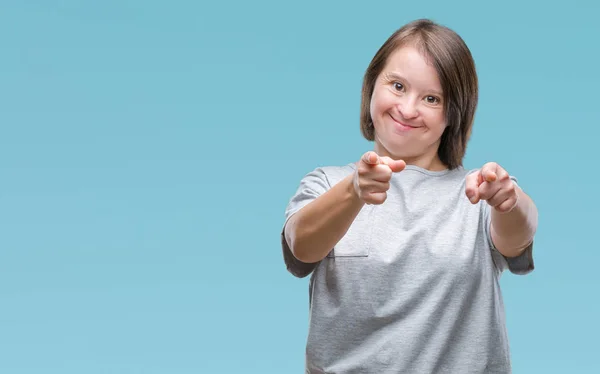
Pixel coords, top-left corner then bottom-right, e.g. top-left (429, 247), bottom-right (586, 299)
top-left (425, 95), bottom-right (441, 104)
top-left (393, 82), bottom-right (404, 91)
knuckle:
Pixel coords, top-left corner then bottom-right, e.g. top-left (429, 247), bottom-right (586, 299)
top-left (372, 166), bottom-right (390, 181)
top-left (365, 192), bottom-right (386, 205)
top-left (377, 165), bottom-right (393, 179)
top-left (359, 181), bottom-right (369, 193)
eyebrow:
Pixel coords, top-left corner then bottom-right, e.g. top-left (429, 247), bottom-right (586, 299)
top-left (383, 72), bottom-right (444, 96)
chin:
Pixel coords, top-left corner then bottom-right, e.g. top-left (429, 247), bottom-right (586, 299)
top-left (376, 137), bottom-right (414, 159)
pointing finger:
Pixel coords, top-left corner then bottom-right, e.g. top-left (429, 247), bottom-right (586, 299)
top-left (481, 162), bottom-right (498, 183)
top-left (388, 159), bottom-right (406, 173)
top-left (483, 171), bottom-right (497, 183)
top-left (379, 156), bottom-right (406, 173)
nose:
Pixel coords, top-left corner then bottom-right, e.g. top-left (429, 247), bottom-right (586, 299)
top-left (397, 97), bottom-right (419, 119)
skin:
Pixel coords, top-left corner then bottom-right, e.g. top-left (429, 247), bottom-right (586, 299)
top-left (465, 163), bottom-right (538, 257)
top-left (285, 44), bottom-right (537, 263)
top-left (369, 45), bottom-right (448, 172)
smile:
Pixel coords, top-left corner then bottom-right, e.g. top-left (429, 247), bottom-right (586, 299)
top-left (389, 114), bottom-right (420, 132)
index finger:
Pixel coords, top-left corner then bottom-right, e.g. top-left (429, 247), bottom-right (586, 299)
top-left (481, 163), bottom-right (498, 182)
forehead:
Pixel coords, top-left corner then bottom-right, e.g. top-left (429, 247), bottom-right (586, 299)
top-left (381, 45), bottom-right (442, 90)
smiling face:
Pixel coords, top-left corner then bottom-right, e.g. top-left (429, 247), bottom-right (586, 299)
top-left (369, 45), bottom-right (448, 170)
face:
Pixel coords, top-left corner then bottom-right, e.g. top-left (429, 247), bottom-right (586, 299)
top-left (370, 45), bottom-right (447, 169)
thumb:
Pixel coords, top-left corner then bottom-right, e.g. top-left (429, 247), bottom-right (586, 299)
top-left (465, 171), bottom-right (480, 203)
top-left (361, 151), bottom-right (381, 165)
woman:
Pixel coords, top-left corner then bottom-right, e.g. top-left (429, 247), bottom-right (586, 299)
top-left (281, 19), bottom-right (537, 373)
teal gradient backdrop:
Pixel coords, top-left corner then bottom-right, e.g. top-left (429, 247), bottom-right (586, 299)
top-left (1, 1), bottom-right (598, 373)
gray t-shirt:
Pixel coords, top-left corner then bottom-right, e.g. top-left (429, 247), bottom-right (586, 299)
top-left (281, 163), bottom-right (534, 374)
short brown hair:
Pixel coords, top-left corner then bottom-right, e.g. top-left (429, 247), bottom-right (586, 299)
top-left (360, 19), bottom-right (478, 169)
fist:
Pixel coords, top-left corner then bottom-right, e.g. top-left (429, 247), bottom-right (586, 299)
top-left (465, 162), bottom-right (518, 213)
top-left (353, 151), bottom-right (406, 205)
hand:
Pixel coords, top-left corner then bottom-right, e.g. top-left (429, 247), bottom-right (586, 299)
top-left (465, 162), bottom-right (518, 213)
top-left (353, 151), bottom-right (406, 205)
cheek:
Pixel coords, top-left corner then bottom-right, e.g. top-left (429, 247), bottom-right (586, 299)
top-left (425, 110), bottom-right (446, 132)
top-left (370, 90), bottom-right (392, 120)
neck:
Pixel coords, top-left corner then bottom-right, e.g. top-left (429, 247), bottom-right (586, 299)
top-left (373, 143), bottom-right (447, 171)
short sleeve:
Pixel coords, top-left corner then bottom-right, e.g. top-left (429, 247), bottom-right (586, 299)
top-left (482, 178), bottom-right (535, 276)
top-left (281, 168), bottom-right (331, 278)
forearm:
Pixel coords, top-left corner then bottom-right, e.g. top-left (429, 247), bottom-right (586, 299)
top-left (490, 186), bottom-right (538, 257)
top-left (285, 174), bottom-right (365, 263)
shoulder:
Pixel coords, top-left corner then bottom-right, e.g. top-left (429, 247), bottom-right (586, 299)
top-left (321, 163), bottom-right (356, 182)
top-left (301, 163), bottom-right (357, 188)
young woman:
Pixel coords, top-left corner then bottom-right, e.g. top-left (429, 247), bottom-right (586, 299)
top-left (281, 19), bottom-right (537, 373)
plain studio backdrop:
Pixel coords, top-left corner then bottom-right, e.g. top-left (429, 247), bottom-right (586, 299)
top-left (1, 1), bottom-right (598, 373)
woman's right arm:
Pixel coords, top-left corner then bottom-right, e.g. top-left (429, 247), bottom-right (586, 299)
top-left (284, 173), bottom-right (365, 263)
top-left (284, 151), bottom-right (405, 263)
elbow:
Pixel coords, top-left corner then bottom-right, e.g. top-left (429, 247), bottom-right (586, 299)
top-left (285, 212), bottom-right (331, 264)
top-left (282, 231), bottom-right (319, 279)
top-left (285, 215), bottom-right (319, 264)
top-left (491, 225), bottom-right (535, 258)
top-left (289, 237), bottom-right (321, 264)
top-left (500, 239), bottom-right (533, 258)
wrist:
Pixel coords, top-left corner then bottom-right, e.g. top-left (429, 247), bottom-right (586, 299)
top-left (345, 174), bottom-right (364, 206)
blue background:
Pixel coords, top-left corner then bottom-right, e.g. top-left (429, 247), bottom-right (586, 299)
top-left (1, 1), bottom-right (598, 373)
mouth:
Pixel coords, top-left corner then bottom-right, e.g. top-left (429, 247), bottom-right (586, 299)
top-left (389, 114), bottom-right (420, 132)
